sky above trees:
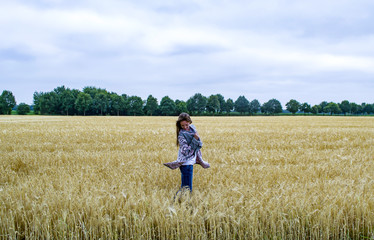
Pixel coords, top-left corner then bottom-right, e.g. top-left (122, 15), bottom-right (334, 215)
top-left (1, 0), bottom-right (373, 105)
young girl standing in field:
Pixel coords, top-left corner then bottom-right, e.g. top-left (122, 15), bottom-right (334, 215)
top-left (164, 113), bottom-right (210, 192)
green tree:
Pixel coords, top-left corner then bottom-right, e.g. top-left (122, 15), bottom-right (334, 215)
top-left (286, 99), bottom-right (300, 115)
top-left (70, 89), bottom-right (80, 115)
top-left (300, 102), bottom-right (311, 115)
top-left (225, 98), bottom-right (234, 114)
top-left (186, 96), bottom-right (198, 114)
top-left (144, 95), bottom-right (158, 116)
top-left (261, 99), bottom-right (283, 115)
top-left (234, 96), bottom-right (249, 115)
top-left (362, 103), bottom-right (374, 114)
top-left (33, 91), bottom-right (57, 115)
top-left (369, 104), bottom-right (374, 114)
top-left (128, 96), bottom-right (144, 116)
top-left (197, 95), bottom-right (208, 114)
top-left (94, 92), bottom-right (108, 115)
top-left (207, 95), bottom-right (220, 114)
top-left (351, 103), bottom-right (362, 115)
top-left (17, 103), bottom-right (30, 115)
top-left (121, 94), bottom-right (130, 115)
top-left (350, 102), bottom-right (359, 115)
top-left (319, 101), bottom-right (328, 115)
top-left (175, 100), bottom-right (188, 115)
top-left (0, 90), bottom-right (16, 114)
top-left (75, 92), bottom-right (92, 116)
top-left (370, 104), bottom-right (374, 114)
top-left (339, 100), bottom-right (351, 115)
top-left (52, 86), bottom-right (64, 114)
top-left (311, 105), bottom-right (319, 115)
top-left (355, 104), bottom-right (363, 115)
top-left (83, 86), bottom-right (101, 99)
top-left (216, 94), bottom-right (226, 114)
top-left (53, 85), bottom-right (76, 114)
top-left (325, 102), bottom-right (341, 115)
top-left (249, 99), bottom-right (260, 115)
top-left (32, 92), bottom-right (42, 114)
top-left (159, 96), bottom-right (176, 116)
top-left (109, 93), bottom-right (125, 116)
top-left (0, 94), bottom-right (4, 114)
top-left (83, 87), bottom-right (108, 115)
top-left (61, 88), bottom-right (76, 115)
top-left (187, 93), bottom-right (207, 115)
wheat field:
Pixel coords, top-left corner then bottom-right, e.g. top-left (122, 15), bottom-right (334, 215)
top-left (0, 116), bottom-right (373, 239)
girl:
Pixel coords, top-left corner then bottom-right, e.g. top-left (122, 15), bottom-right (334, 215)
top-left (164, 113), bottom-right (210, 192)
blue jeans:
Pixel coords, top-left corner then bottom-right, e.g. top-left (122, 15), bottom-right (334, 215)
top-left (179, 165), bottom-right (194, 192)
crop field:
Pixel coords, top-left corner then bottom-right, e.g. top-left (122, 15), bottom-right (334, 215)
top-left (0, 116), bottom-right (373, 239)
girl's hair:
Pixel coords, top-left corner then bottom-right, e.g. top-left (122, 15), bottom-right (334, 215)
top-left (176, 112), bottom-right (192, 146)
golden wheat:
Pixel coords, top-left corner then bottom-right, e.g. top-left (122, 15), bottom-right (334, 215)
top-left (0, 116), bottom-right (373, 239)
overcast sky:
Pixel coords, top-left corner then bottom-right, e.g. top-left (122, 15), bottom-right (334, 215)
top-left (1, 0), bottom-right (373, 106)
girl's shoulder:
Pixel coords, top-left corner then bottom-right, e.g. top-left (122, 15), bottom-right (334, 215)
top-left (190, 124), bottom-right (197, 131)
top-left (179, 126), bottom-right (195, 137)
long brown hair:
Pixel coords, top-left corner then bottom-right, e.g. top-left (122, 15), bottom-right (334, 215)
top-left (176, 113), bottom-right (192, 146)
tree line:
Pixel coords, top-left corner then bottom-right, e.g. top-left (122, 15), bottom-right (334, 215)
top-left (1, 86), bottom-right (373, 116)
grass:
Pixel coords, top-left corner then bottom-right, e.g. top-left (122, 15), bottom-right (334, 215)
top-left (10, 110), bottom-right (35, 115)
top-left (0, 116), bottom-right (373, 239)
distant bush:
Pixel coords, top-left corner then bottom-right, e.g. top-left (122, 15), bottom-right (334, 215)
top-left (17, 103), bottom-right (31, 115)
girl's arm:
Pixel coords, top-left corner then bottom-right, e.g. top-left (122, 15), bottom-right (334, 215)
top-left (194, 132), bottom-right (200, 140)
top-left (178, 134), bottom-right (202, 156)
top-left (190, 124), bottom-right (202, 144)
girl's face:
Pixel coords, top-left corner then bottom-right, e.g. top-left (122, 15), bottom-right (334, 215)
top-left (180, 120), bottom-right (190, 131)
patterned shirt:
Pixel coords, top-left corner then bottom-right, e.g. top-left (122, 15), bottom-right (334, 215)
top-left (177, 126), bottom-right (202, 165)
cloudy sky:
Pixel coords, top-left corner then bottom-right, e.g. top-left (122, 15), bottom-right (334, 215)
top-left (1, 0), bottom-right (373, 106)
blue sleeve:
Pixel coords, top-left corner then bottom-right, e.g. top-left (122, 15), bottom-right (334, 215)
top-left (190, 137), bottom-right (203, 150)
top-left (188, 124), bottom-right (203, 150)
